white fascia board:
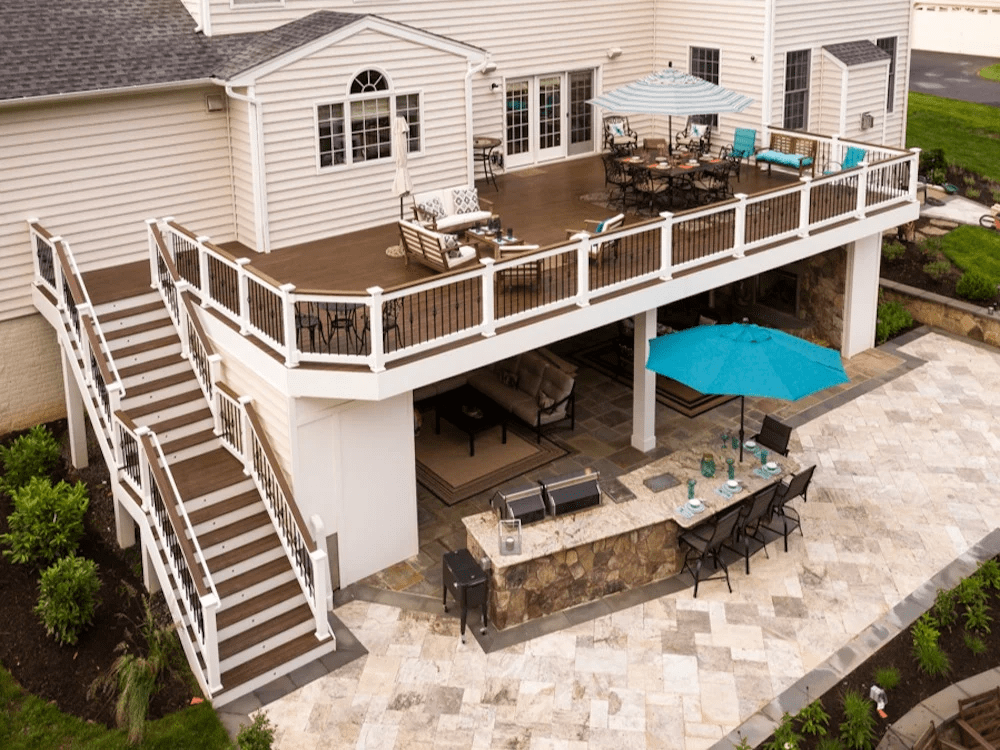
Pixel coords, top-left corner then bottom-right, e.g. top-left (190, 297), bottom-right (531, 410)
top-left (225, 17), bottom-right (486, 87)
top-left (0, 78), bottom-right (216, 110)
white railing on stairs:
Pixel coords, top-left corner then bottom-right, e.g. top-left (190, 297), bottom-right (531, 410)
top-left (148, 220), bottom-right (332, 640)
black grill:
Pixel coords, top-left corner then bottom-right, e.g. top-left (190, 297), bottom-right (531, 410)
top-left (540, 469), bottom-right (601, 516)
top-left (491, 479), bottom-right (546, 525)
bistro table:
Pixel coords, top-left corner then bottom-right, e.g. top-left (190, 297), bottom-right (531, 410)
top-left (463, 437), bottom-right (799, 629)
top-left (473, 135), bottom-right (502, 190)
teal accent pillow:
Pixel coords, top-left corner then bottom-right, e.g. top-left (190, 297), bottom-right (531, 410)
top-left (595, 219), bottom-right (606, 233)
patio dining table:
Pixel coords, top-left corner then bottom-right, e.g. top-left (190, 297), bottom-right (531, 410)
top-left (618, 152), bottom-right (730, 210)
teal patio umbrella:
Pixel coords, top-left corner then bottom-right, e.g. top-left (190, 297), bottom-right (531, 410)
top-left (646, 321), bottom-right (849, 460)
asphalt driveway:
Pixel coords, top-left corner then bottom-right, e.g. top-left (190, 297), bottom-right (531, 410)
top-left (910, 50), bottom-right (1000, 107)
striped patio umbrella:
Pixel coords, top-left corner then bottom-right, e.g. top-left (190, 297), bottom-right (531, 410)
top-left (588, 68), bottom-right (754, 147)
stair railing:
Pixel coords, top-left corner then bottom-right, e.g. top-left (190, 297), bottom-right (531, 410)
top-left (114, 411), bottom-right (223, 692)
top-left (148, 219), bottom-right (331, 640)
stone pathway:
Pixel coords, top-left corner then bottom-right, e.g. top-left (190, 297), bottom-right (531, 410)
top-left (249, 330), bottom-right (1000, 749)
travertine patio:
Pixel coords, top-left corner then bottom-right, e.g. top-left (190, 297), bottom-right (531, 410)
top-left (244, 329), bottom-right (1000, 749)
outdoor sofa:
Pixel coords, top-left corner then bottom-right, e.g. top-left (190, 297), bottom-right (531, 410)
top-left (411, 185), bottom-right (493, 233)
top-left (397, 219), bottom-right (478, 272)
top-left (755, 132), bottom-right (817, 177)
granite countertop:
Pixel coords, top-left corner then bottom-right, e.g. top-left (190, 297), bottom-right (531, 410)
top-left (463, 440), bottom-right (799, 569)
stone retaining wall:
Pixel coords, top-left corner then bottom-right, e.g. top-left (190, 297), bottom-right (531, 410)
top-left (879, 278), bottom-right (1000, 348)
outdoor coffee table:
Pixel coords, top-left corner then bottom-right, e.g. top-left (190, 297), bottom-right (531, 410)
top-left (435, 385), bottom-right (507, 457)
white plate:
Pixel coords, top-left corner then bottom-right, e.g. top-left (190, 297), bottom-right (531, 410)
top-left (745, 440), bottom-right (756, 449)
top-left (687, 499), bottom-right (704, 510)
top-left (766, 461), bottom-right (778, 470)
top-left (726, 480), bottom-right (739, 489)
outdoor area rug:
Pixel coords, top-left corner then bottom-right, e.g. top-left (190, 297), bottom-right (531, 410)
top-left (415, 413), bottom-right (568, 506)
top-left (572, 339), bottom-right (736, 418)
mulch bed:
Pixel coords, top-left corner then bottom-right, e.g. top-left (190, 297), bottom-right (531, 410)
top-left (0, 420), bottom-right (194, 728)
top-left (764, 561), bottom-right (1000, 750)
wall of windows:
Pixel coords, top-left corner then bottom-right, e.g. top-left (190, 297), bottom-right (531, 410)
top-left (317, 69), bottom-right (420, 169)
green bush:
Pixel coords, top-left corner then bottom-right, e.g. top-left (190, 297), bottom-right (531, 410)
top-left (918, 236), bottom-right (943, 259)
top-left (35, 554), bottom-right (100, 646)
top-left (923, 259), bottom-right (953, 281)
top-left (765, 712), bottom-right (802, 750)
top-left (956, 271), bottom-right (997, 302)
top-left (237, 712), bottom-right (277, 750)
top-left (974, 559), bottom-right (1000, 590)
top-left (964, 631), bottom-right (988, 655)
top-left (0, 424), bottom-right (61, 495)
top-left (0, 477), bottom-right (88, 568)
top-left (932, 588), bottom-right (958, 629)
top-left (882, 239), bottom-right (906, 262)
top-left (797, 699), bottom-right (831, 737)
top-left (818, 739), bottom-right (844, 750)
top-left (873, 666), bottom-right (900, 691)
top-left (967, 187), bottom-right (981, 200)
top-left (919, 148), bottom-right (947, 186)
top-left (912, 613), bottom-right (951, 677)
top-left (875, 300), bottom-right (913, 344)
top-left (839, 689), bottom-right (877, 750)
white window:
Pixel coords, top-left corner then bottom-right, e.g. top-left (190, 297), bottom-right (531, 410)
top-left (317, 70), bottom-right (421, 169)
top-left (690, 47), bottom-right (721, 128)
top-left (783, 50), bottom-right (811, 130)
top-left (876, 37), bottom-right (897, 113)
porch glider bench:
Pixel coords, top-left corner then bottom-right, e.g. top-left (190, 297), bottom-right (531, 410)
top-left (398, 220), bottom-right (478, 272)
top-left (411, 185), bottom-right (494, 233)
top-left (755, 133), bottom-right (817, 177)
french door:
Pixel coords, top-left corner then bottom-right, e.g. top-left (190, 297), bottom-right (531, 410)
top-left (505, 70), bottom-right (594, 167)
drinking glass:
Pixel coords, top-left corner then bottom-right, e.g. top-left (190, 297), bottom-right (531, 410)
top-left (721, 432), bottom-right (729, 451)
top-left (731, 435), bottom-right (738, 450)
top-left (760, 449), bottom-right (769, 467)
top-left (687, 479), bottom-right (696, 500)
top-left (727, 458), bottom-right (735, 480)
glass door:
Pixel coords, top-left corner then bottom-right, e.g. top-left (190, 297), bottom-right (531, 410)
top-left (567, 70), bottom-right (594, 156)
top-left (505, 79), bottom-right (532, 168)
top-left (536, 75), bottom-right (563, 162)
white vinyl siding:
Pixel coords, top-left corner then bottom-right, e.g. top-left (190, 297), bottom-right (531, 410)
top-left (0, 88), bottom-right (235, 320)
top-left (253, 28), bottom-right (469, 248)
top-left (815, 54), bottom-right (844, 138)
top-left (229, 96), bottom-right (258, 251)
top-left (842, 63), bottom-right (891, 141)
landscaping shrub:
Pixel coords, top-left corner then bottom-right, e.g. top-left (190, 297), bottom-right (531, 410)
top-left (35, 554), bottom-right (101, 646)
top-left (881, 239), bottom-right (905, 262)
top-left (766, 712), bottom-right (802, 750)
top-left (918, 236), bottom-right (943, 260)
top-left (875, 300), bottom-right (913, 344)
top-left (237, 712), bottom-right (277, 750)
top-left (956, 271), bottom-right (996, 302)
top-left (923, 259), bottom-right (952, 282)
top-left (964, 631), bottom-right (987, 655)
top-left (0, 424), bottom-right (61, 495)
top-left (797, 699), bottom-right (831, 737)
top-left (919, 148), bottom-right (947, 186)
top-left (873, 666), bottom-right (900, 691)
top-left (0, 477), bottom-right (88, 568)
top-left (839, 689), bottom-right (877, 750)
top-left (912, 613), bottom-right (951, 677)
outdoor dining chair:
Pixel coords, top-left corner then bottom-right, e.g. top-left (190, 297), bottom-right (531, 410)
top-left (752, 414), bottom-right (793, 456)
top-left (733, 481), bottom-right (780, 574)
top-left (679, 506), bottom-right (742, 597)
top-left (765, 464), bottom-right (815, 551)
top-left (602, 153), bottom-right (635, 210)
top-left (722, 127), bottom-right (757, 177)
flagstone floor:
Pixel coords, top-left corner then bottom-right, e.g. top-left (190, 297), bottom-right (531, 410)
top-left (256, 329), bottom-right (1000, 749)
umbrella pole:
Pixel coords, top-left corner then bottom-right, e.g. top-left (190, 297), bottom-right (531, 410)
top-left (739, 395), bottom-right (745, 462)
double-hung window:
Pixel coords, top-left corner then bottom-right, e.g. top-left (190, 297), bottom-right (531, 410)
top-left (317, 69), bottom-right (421, 168)
top-left (689, 47), bottom-right (720, 128)
top-left (783, 49), bottom-right (811, 130)
top-left (876, 37), bottom-right (897, 113)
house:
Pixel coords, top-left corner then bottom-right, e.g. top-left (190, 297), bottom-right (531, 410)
top-left (2, 0), bottom-right (919, 705)
top-left (912, 2), bottom-right (1000, 58)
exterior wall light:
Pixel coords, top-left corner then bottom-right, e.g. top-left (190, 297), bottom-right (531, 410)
top-left (607, 47), bottom-right (623, 60)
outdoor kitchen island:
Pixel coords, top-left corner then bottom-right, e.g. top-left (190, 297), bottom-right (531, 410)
top-left (462, 444), bottom-right (799, 630)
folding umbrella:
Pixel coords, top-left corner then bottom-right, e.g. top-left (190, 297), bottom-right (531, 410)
top-left (646, 322), bottom-right (848, 460)
top-left (391, 116), bottom-right (413, 219)
top-left (587, 68), bottom-right (754, 150)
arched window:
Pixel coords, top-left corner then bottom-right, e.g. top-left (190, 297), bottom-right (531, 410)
top-left (317, 69), bottom-right (421, 169)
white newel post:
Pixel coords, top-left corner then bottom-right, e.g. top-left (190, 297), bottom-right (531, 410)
top-left (480, 258), bottom-right (496, 337)
top-left (573, 234), bottom-right (590, 306)
top-left (146, 219), bottom-right (159, 290)
top-left (280, 283), bottom-right (297, 367)
top-left (309, 514), bottom-right (333, 638)
top-left (659, 212), bottom-right (674, 279)
top-left (238, 396), bottom-right (254, 474)
top-left (842, 232), bottom-right (882, 358)
top-left (798, 178), bottom-right (812, 237)
top-left (61, 346), bottom-right (89, 469)
top-left (631, 308), bottom-right (657, 452)
top-left (202, 594), bottom-right (223, 693)
top-left (236, 258), bottom-right (251, 334)
top-left (733, 195), bottom-right (748, 258)
top-left (196, 236), bottom-right (211, 303)
top-left (856, 161), bottom-right (869, 218)
top-left (909, 148), bottom-right (921, 199)
top-left (367, 287), bottom-right (386, 373)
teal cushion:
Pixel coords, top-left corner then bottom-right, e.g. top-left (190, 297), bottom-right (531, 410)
top-left (595, 219), bottom-right (606, 233)
top-left (757, 150), bottom-right (813, 168)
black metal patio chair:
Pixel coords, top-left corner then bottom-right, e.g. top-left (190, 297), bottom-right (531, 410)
top-left (752, 414), bottom-right (793, 457)
top-left (733, 481), bottom-right (780, 574)
top-left (679, 506), bottom-right (742, 597)
top-left (765, 465), bottom-right (815, 551)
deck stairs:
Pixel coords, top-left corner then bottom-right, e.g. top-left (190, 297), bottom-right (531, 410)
top-left (54, 270), bottom-right (335, 707)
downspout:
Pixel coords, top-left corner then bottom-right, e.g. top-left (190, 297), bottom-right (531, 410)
top-left (465, 58), bottom-right (495, 187)
top-left (762, 0), bottom-right (776, 132)
top-left (225, 84), bottom-right (270, 253)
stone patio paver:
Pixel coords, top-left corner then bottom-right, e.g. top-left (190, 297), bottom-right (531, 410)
top-left (260, 331), bottom-right (1000, 748)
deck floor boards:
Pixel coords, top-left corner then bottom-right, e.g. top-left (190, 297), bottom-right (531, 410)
top-left (169, 447), bottom-right (249, 500)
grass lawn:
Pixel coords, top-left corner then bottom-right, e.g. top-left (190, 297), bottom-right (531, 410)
top-left (940, 225), bottom-right (1000, 284)
top-left (981, 63), bottom-right (1000, 83)
top-left (0, 665), bottom-right (232, 750)
top-left (907, 92), bottom-right (1000, 184)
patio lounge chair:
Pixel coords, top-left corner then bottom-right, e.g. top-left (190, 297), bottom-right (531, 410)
top-left (398, 219), bottom-right (478, 272)
top-left (566, 213), bottom-right (624, 269)
top-left (824, 145), bottom-right (867, 174)
top-left (752, 414), bottom-right (792, 456)
top-left (603, 115), bottom-right (638, 154)
top-left (679, 506), bottom-right (742, 597)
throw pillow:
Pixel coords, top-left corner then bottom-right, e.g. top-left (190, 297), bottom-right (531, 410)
top-left (446, 248), bottom-right (462, 259)
top-left (538, 391), bottom-right (556, 410)
top-left (417, 197), bottom-right (446, 221)
top-left (440, 233), bottom-right (460, 250)
top-left (500, 370), bottom-right (519, 389)
top-left (691, 123), bottom-right (706, 138)
top-left (451, 187), bottom-right (480, 214)
top-left (609, 122), bottom-right (626, 138)
top-left (595, 219), bottom-right (606, 233)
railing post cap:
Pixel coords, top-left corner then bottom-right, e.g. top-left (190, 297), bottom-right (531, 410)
top-left (658, 211), bottom-right (675, 220)
top-left (202, 593), bottom-right (221, 609)
top-left (734, 192), bottom-right (749, 200)
top-left (236, 257), bottom-right (251, 266)
top-left (163, 215), bottom-right (175, 223)
top-left (479, 256), bottom-right (495, 266)
top-left (27, 216), bottom-right (39, 224)
top-left (238, 395), bottom-right (254, 404)
top-left (568, 231), bottom-right (589, 240)
top-left (207, 354), bottom-right (223, 363)
top-left (51, 235), bottom-right (63, 243)
top-left (135, 426), bottom-right (151, 436)
top-left (279, 282), bottom-right (296, 292)
top-left (145, 218), bottom-right (158, 227)
top-left (310, 513), bottom-right (325, 536)
top-left (195, 235), bottom-right (211, 243)
top-left (366, 285), bottom-right (384, 295)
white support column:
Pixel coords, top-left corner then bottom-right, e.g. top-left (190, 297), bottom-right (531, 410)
top-left (842, 232), bottom-right (882, 359)
top-left (114, 497), bottom-right (136, 549)
top-left (631, 308), bottom-right (657, 452)
top-left (141, 536), bottom-right (160, 592)
top-left (60, 346), bottom-right (88, 469)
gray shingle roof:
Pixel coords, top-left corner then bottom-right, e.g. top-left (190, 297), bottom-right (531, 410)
top-left (0, 1), bottom-right (365, 102)
top-left (823, 41), bottom-right (891, 67)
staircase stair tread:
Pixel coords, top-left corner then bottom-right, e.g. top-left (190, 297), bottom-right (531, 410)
top-left (119, 353), bottom-right (186, 380)
top-left (216, 557), bottom-right (290, 599)
top-left (127, 387), bottom-right (203, 418)
top-left (100, 300), bottom-right (164, 323)
top-left (217, 580), bottom-right (301, 631)
top-left (219, 604), bottom-right (312, 662)
top-left (221, 632), bottom-right (329, 692)
top-left (188, 489), bottom-right (259, 526)
top-left (150, 407), bottom-right (212, 434)
top-left (127, 370), bottom-right (198, 398)
top-left (105, 317), bottom-right (172, 341)
top-left (169, 448), bottom-right (249, 499)
top-left (198, 511), bottom-right (271, 549)
top-left (206, 535), bottom-right (280, 573)
top-left (113, 334), bottom-right (180, 359)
